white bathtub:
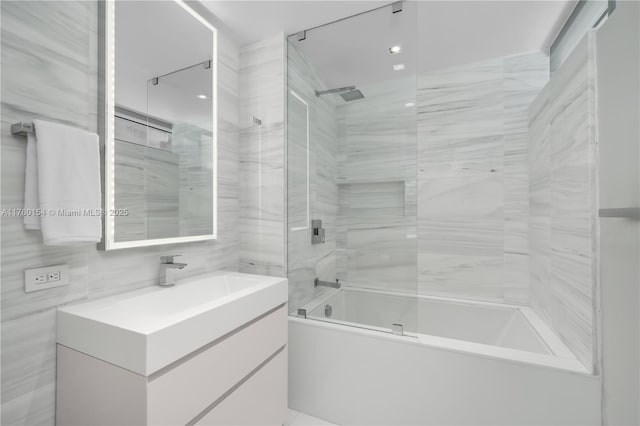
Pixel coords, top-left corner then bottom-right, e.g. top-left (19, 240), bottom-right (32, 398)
top-left (289, 288), bottom-right (600, 425)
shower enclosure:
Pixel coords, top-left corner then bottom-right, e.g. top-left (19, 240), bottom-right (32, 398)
top-left (288, 0), bottom-right (585, 341)
top-left (287, 1), bottom-right (419, 335)
top-left (285, 2), bottom-right (611, 423)
top-left (281, 1), bottom-right (636, 424)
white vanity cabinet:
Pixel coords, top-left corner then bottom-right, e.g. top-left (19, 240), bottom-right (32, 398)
top-left (55, 272), bottom-right (288, 426)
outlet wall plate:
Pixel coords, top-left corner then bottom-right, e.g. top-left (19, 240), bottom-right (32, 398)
top-left (25, 264), bottom-right (70, 293)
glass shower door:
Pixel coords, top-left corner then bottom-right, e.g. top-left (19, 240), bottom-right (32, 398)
top-left (286, 2), bottom-right (418, 335)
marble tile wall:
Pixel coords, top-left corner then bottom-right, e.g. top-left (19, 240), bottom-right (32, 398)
top-left (238, 34), bottom-right (286, 277)
top-left (286, 42), bottom-right (339, 310)
top-left (145, 147), bottom-right (180, 239)
top-left (113, 118), bottom-right (182, 241)
top-left (113, 122), bottom-right (214, 242)
top-left (114, 140), bottom-right (148, 241)
top-left (417, 52), bottom-right (548, 304)
top-left (0, 2), bottom-right (241, 424)
top-left (529, 34), bottom-right (597, 371)
top-left (335, 78), bottom-right (417, 294)
top-left (173, 124), bottom-right (214, 237)
top-left (503, 53), bottom-right (550, 302)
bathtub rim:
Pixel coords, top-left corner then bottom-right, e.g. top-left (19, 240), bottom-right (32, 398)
top-left (294, 287), bottom-right (591, 376)
top-left (346, 286), bottom-right (578, 359)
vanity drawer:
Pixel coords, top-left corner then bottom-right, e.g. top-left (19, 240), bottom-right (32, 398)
top-left (147, 305), bottom-right (287, 425)
top-left (195, 349), bottom-right (287, 426)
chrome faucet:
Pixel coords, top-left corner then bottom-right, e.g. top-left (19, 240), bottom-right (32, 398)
top-left (160, 255), bottom-right (187, 287)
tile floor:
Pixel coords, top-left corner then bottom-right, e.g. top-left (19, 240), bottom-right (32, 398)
top-left (286, 409), bottom-right (337, 425)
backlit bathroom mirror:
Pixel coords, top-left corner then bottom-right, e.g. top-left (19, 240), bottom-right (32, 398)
top-left (102, 0), bottom-right (217, 250)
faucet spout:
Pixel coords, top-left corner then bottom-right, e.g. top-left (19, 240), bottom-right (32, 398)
top-left (165, 262), bottom-right (187, 270)
top-left (160, 255), bottom-right (187, 287)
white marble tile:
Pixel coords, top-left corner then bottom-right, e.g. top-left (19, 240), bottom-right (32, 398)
top-left (503, 52), bottom-right (550, 304)
top-left (0, 0), bottom-right (98, 323)
top-left (1, 309), bottom-right (57, 408)
top-left (0, 382), bottom-right (56, 426)
top-left (174, 124), bottom-right (215, 237)
top-left (417, 57), bottom-right (505, 301)
top-left (417, 52), bottom-right (548, 303)
top-left (528, 34), bottom-right (597, 371)
top-left (239, 34), bottom-right (286, 277)
top-left (335, 77), bottom-right (417, 294)
top-left (114, 140), bottom-right (147, 241)
top-left (0, 1), bottom-right (98, 129)
top-left (336, 78), bottom-right (416, 185)
top-left (145, 146), bottom-right (181, 239)
top-left (337, 181), bottom-right (416, 293)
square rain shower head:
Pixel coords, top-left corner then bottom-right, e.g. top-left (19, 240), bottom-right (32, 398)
top-left (340, 89), bottom-right (364, 102)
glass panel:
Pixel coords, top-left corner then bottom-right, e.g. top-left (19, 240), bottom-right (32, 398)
top-left (146, 63), bottom-right (214, 239)
top-left (288, 90), bottom-right (309, 232)
top-left (112, 1), bottom-right (215, 245)
top-left (113, 61), bottom-right (214, 242)
top-left (287, 2), bottom-right (418, 335)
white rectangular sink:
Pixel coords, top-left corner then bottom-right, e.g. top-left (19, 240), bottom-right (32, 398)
top-left (57, 271), bottom-right (288, 376)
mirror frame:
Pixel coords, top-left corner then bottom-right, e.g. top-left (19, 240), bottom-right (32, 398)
top-left (101, 0), bottom-right (218, 250)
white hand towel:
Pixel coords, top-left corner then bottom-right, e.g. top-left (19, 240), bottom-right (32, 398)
top-left (32, 119), bottom-right (102, 245)
top-left (24, 132), bottom-right (41, 230)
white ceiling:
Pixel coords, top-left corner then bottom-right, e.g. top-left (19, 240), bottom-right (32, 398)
top-left (416, 1), bottom-right (576, 72)
top-left (205, 0), bottom-right (576, 88)
top-left (203, 1), bottom-right (389, 45)
top-left (291, 1), bottom-right (420, 88)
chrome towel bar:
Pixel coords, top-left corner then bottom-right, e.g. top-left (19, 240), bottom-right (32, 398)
top-left (11, 122), bottom-right (34, 136)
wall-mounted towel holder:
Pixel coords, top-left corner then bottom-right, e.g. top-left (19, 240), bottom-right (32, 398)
top-left (11, 122), bottom-right (34, 136)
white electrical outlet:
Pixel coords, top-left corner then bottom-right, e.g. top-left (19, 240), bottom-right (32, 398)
top-left (25, 264), bottom-right (69, 293)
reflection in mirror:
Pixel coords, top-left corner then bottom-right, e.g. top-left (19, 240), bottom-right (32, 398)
top-left (288, 90), bottom-right (309, 231)
top-left (105, 0), bottom-right (217, 249)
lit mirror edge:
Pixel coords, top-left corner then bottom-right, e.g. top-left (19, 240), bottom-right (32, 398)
top-left (288, 89), bottom-right (310, 232)
top-left (99, 0), bottom-right (219, 251)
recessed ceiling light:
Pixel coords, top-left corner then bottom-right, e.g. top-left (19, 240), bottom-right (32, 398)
top-left (393, 63), bottom-right (406, 71)
top-left (389, 45), bottom-right (402, 54)
top-left (405, 102), bottom-right (415, 107)
top-left (197, 94), bottom-right (207, 99)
